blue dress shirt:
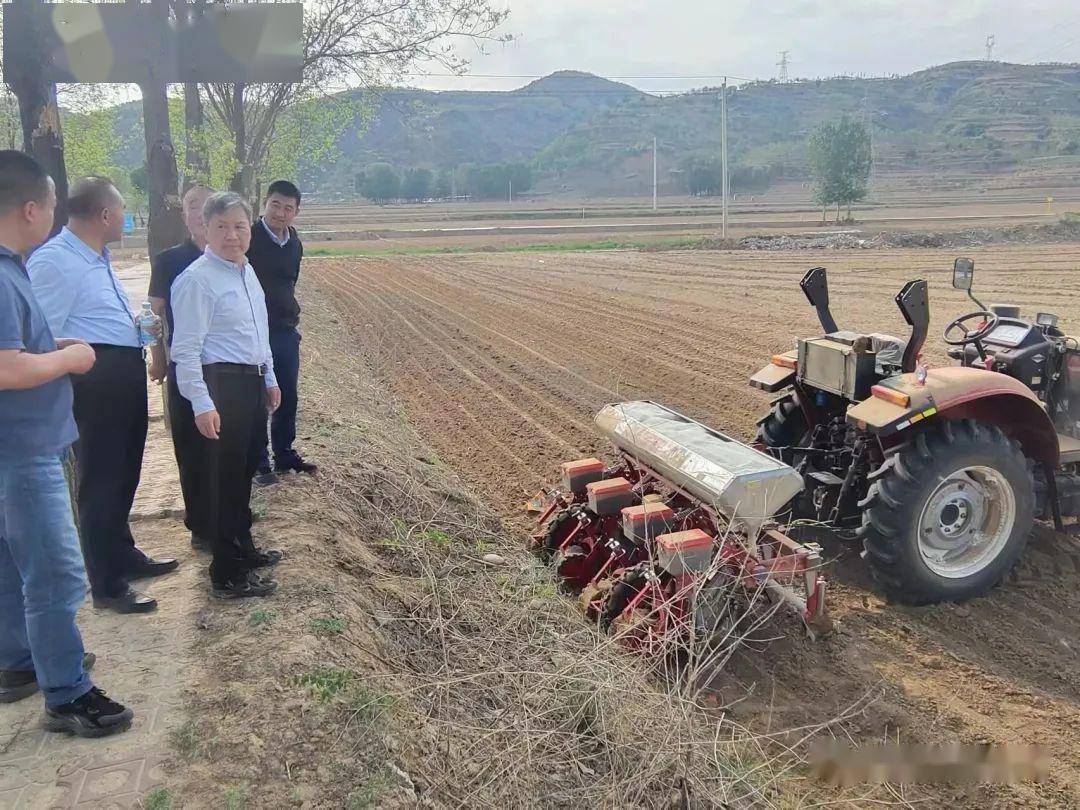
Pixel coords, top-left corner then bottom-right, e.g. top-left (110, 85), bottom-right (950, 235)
top-left (170, 247), bottom-right (277, 417)
top-left (260, 217), bottom-right (290, 247)
top-left (27, 227), bottom-right (140, 348)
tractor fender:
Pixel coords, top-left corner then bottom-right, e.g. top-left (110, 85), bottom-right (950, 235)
top-left (846, 367), bottom-right (1059, 466)
top-left (750, 350), bottom-right (797, 393)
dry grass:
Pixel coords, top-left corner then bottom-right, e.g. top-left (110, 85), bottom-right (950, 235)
top-left (169, 288), bottom-right (904, 809)
top-left (286, 291), bottom-right (904, 808)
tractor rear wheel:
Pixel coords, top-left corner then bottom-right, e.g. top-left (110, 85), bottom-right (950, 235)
top-left (755, 392), bottom-right (808, 463)
top-left (859, 419), bottom-right (1034, 605)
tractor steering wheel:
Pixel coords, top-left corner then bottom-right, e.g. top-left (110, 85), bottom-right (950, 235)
top-left (943, 311), bottom-right (1000, 347)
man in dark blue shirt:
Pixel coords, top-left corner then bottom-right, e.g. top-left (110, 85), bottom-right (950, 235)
top-left (248, 180), bottom-right (315, 482)
top-left (0, 150), bottom-right (133, 737)
top-left (148, 185), bottom-right (212, 548)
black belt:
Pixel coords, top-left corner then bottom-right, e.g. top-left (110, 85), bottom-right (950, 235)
top-left (204, 362), bottom-right (266, 376)
top-left (89, 343), bottom-right (142, 354)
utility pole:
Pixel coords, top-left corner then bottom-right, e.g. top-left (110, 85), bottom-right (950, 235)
top-left (652, 136), bottom-right (658, 212)
top-left (777, 51), bottom-right (790, 82)
top-left (508, 177), bottom-right (512, 204)
top-left (720, 79), bottom-right (729, 238)
top-left (863, 90), bottom-right (874, 192)
top-left (985, 34), bottom-right (996, 61)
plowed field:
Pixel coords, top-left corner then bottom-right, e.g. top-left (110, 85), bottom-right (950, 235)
top-left (313, 245), bottom-right (1080, 807)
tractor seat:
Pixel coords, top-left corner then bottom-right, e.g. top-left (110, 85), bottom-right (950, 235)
top-left (868, 333), bottom-right (908, 374)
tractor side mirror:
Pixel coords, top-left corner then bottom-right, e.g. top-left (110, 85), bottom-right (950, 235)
top-left (953, 257), bottom-right (975, 291)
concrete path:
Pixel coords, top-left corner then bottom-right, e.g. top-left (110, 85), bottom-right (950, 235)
top-left (0, 262), bottom-right (197, 809)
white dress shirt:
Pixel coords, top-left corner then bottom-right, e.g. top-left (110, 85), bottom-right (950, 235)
top-left (170, 247), bottom-right (277, 417)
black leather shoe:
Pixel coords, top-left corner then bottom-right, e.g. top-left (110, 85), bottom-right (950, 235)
top-left (0, 653), bottom-right (96, 704)
top-left (213, 572), bottom-right (278, 599)
top-left (127, 557), bottom-right (180, 580)
top-left (244, 547), bottom-right (285, 569)
top-left (92, 589), bottom-right (158, 614)
top-left (253, 468), bottom-right (280, 487)
top-left (44, 687), bottom-right (133, 738)
top-left (275, 453), bottom-right (317, 475)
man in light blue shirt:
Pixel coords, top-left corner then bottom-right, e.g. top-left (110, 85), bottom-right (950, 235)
top-left (171, 192), bottom-right (282, 599)
top-left (28, 177), bottom-right (177, 616)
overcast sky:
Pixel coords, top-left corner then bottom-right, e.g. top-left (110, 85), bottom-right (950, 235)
top-left (416, 1), bottom-right (1078, 93)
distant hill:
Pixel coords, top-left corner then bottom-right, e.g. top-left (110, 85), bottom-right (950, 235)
top-left (105, 61), bottom-right (1080, 198)
top-left (339, 71), bottom-right (643, 166)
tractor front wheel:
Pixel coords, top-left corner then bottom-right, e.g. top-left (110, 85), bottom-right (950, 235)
top-left (859, 419), bottom-right (1034, 605)
top-left (755, 392), bottom-right (808, 463)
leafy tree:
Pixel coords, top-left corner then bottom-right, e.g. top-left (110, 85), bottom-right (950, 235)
top-left (808, 116), bottom-right (872, 222)
top-left (63, 108), bottom-right (118, 181)
top-left (200, 0), bottom-right (510, 199)
top-left (400, 167), bottom-right (433, 202)
top-left (361, 163), bottom-right (400, 204)
top-left (509, 163), bottom-right (534, 195)
top-left (433, 169), bottom-right (453, 199)
top-left (679, 156), bottom-right (721, 196)
top-left (454, 163), bottom-right (533, 200)
top-left (130, 164), bottom-right (150, 196)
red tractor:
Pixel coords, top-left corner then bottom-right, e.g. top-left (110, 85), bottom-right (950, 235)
top-left (531, 258), bottom-right (1079, 649)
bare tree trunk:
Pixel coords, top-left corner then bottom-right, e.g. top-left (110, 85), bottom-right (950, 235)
top-left (6, 0), bottom-right (69, 235)
top-left (183, 83), bottom-right (207, 190)
top-left (17, 82), bottom-right (68, 237)
top-left (140, 0), bottom-right (185, 256)
top-left (229, 83), bottom-right (248, 196)
top-left (178, 0), bottom-right (208, 190)
top-left (835, 201), bottom-right (841, 224)
top-left (142, 82), bottom-right (185, 256)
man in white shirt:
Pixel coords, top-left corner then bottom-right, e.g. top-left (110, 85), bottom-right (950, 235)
top-left (170, 192), bottom-right (283, 598)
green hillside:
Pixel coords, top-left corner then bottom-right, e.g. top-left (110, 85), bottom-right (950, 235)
top-left (101, 61), bottom-right (1080, 198)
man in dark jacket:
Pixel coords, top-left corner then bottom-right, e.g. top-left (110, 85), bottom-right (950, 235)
top-left (247, 180), bottom-right (315, 483)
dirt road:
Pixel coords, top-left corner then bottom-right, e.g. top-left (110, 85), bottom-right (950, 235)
top-left (313, 244), bottom-right (1080, 807)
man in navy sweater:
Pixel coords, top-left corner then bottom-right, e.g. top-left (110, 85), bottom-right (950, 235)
top-left (247, 180), bottom-right (315, 483)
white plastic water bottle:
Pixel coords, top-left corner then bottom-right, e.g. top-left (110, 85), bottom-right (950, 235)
top-left (138, 301), bottom-right (160, 348)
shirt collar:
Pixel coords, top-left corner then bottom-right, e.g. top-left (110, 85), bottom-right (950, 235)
top-left (59, 226), bottom-right (110, 264)
top-left (204, 246), bottom-right (249, 273)
top-left (260, 217), bottom-right (290, 247)
top-left (0, 245), bottom-right (26, 276)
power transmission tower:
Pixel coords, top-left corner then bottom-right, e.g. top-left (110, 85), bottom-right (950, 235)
top-left (985, 34), bottom-right (996, 61)
top-left (777, 51), bottom-right (790, 82)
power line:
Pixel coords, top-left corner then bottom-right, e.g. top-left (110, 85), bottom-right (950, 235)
top-left (403, 71), bottom-right (757, 82)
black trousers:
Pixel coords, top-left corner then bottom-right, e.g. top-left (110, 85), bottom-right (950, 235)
top-left (71, 345), bottom-right (148, 598)
top-left (166, 364), bottom-right (200, 534)
top-left (187, 365), bottom-right (265, 584)
top-left (254, 327), bottom-right (301, 470)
